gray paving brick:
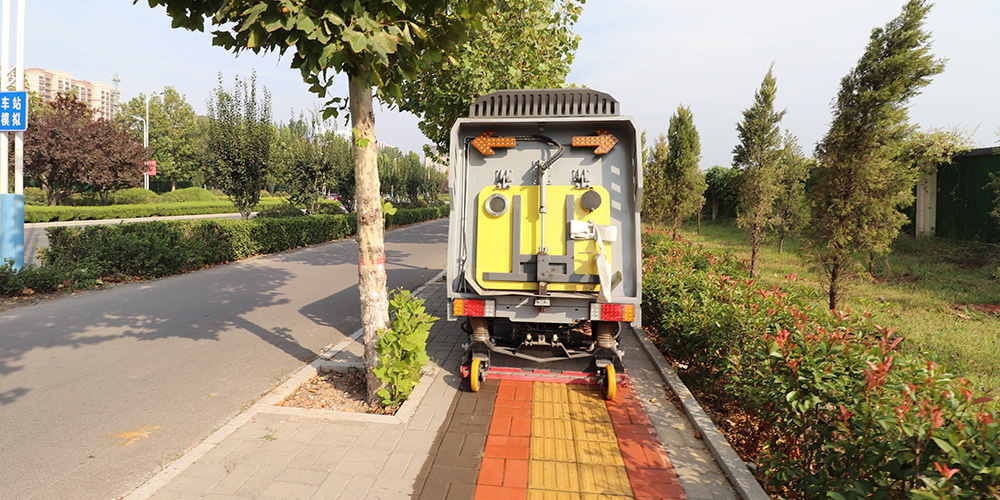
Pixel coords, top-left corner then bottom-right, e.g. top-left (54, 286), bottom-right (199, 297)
top-left (220, 439), bottom-right (264, 465)
top-left (158, 473), bottom-right (221, 494)
top-left (287, 443), bottom-right (329, 469)
top-left (285, 420), bottom-right (325, 443)
top-left (180, 462), bottom-right (229, 478)
top-left (274, 467), bottom-right (331, 486)
top-left (394, 429), bottom-right (439, 454)
top-left (147, 491), bottom-right (184, 500)
top-left (330, 451), bottom-right (390, 475)
top-left (259, 481), bottom-right (318, 500)
top-left (333, 474), bottom-right (378, 500)
top-left (309, 445), bottom-right (348, 470)
top-left (206, 463), bottom-right (259, 495)
top-left (378, 450), bottom-right (416, 478)
top-left (232, 464), bottom-right (284, 496)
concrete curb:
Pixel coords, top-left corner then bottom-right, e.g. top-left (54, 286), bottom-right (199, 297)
top-left (629, 326), bottom-right (771, 500)
top-left (122, 270), bottom-right (447, 500)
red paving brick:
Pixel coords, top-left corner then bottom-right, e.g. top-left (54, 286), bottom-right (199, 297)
top-left (475, 484), bottom-right (528, 500)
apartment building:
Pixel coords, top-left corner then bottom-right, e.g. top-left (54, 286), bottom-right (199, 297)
top-left (25, 68), bottom-right (119, 120)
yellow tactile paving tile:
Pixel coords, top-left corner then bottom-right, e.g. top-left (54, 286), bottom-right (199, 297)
top-left (533, 401), bottom-right (573, 419)
top-left (578, 463), bottom-right (633, 496)
top-left (566, 402), bottom-right (612, 423)
top-left (566, 385), bottom-right (607, 406)
top-left (527, 491), bottom-right (582, 500)
top-left (575, 440), bottom-right (625, 466)
top-left (531, 417), bottom-right (574, 439)
top-left (571, 420), bottom-right (618, 443)
top-left (531, 437), bottom-right (577, 462)
top-left (529, 460), bottom-right (581, 491)
top-left (533, 382), bottom-right (569, 402)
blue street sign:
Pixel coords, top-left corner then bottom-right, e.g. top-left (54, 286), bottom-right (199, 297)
top-left (0, 91), bottom-right (28, 131)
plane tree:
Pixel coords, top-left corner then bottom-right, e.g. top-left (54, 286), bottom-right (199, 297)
top-left (140, 0), bottom-right (490, 403)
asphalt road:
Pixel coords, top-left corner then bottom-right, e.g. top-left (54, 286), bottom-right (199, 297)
top-left (0, 218), bottom-right (448, 500)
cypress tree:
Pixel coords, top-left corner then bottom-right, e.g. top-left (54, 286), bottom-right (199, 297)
top-left (661, 106), bottom-right (705, 238)
top-left (809, 0), bottom-right (944, 310)
top-left (733, 65), bottom-right (786, 276)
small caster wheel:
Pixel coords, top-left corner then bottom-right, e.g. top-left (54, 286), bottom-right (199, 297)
top-left (601, 364), bottom-right (617, 400)
top-left (469, 357), bottom-right (486, 392)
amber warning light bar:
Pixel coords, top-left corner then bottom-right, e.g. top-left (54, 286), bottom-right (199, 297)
top-left (453, 299), bottom-right (496, 317)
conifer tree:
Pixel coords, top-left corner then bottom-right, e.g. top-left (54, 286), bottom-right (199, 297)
top-left (771, 132), bottom-right (811, 253)
top-left (809, 0), bottom-right (944, 310)
top-left (733, 65), bottom-right (785, 276)
top-left (660, 106), bottom-right (705, 237)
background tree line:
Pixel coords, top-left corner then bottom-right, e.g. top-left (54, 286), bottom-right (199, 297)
top-left (643, 0), bottom-right (981, 310)
top-left (19, 74), bottom-right (448, 216)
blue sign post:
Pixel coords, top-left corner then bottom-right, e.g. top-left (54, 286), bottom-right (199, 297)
top-left (0, 91), bottom-right (28, 268)
top-left (0, 91), bottom-right (28, 132)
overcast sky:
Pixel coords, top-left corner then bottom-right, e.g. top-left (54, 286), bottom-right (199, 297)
top-left (18, 0), bottom-right (1000, 169)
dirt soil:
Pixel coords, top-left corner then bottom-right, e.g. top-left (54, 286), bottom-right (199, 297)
top-left (275, 367), bottom-right (397, 415)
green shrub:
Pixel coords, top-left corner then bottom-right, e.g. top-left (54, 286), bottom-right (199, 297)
top-left (112, 188), bottom-right (159, 205)
top-left (20, 207), bottom-right (439, 299)
top-left (0, 259), bottom-right (23, 295)
top-left (45, 222), bottom-right (189, 279)
top-left (641, 228), bottom-right (1000, 498)
top-left (17, 263), bottom-right (66, 293)
top-left (157, 187), bottom-right (220, 203)
top-left (24, 199), bottom-right (288, 223)
top-left (63, 192), bottom-right (101, 206)
top-left (374, 289), bottom-right (438, 406)
top-left (256, 203), bottom-right (306, 218)
top-left (24, 187), bottom-right (47, 206)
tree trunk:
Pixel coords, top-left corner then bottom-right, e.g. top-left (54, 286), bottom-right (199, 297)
top-left (349, 76), bottom-right (389, 406)
top-left (828, 259), bottom-right (841, 311)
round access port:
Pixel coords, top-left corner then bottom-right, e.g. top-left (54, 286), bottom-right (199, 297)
top-left (581, 189), bottom-right (602, 212)
top-left (484, 193), bottom-right (509, 217)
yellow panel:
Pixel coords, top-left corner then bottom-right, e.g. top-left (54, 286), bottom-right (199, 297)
top-left (475, 185), bottom-right (612, 292)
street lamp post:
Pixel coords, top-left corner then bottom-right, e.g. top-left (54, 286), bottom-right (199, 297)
top-left (142, 92), bottom-right (158, 191)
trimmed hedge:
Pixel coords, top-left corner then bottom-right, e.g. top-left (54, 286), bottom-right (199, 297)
top-left (38, 206), bottom-right (445, 280)
top-left (641, 228), bottom-right (999, 498)
top-left (25, 198), bottom-right (288, 223)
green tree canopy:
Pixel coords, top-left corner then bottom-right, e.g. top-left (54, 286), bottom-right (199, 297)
top-left (120, 87), bottom-right (204, 190)
top-left (272, 117), bottom-right (327, 213)
top-left (399, 0), bottom-right (585, 153)
top-left (143, 0), bottom-right (492, 403)
top-left (206, 73), bottom-right (275, 218)
top-left (771, 132), bottom-right (812, 253)
top-left (644, 106), bottom-right (705, 236)
top-left (732, 65), bottom-right (786, 276)
top-left (24, 93), bottom-right (148, 205)
top-left (808, 0), bottom-right (944, 310)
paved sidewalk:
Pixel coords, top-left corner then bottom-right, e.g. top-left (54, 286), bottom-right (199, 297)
top-left (125, 275), bottom-right (749, 499)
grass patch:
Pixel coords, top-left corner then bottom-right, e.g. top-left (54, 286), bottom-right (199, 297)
top-left (680, 219), bottom-right (1000, 395)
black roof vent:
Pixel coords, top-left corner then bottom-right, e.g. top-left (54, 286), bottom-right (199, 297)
top-left (469, 89), bottom-right (619, 118)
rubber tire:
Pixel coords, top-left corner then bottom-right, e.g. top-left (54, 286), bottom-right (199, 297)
top-left (602, 364), bottom-right (617, 400)
top-left (470, 357), bottom-right (483, 392)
